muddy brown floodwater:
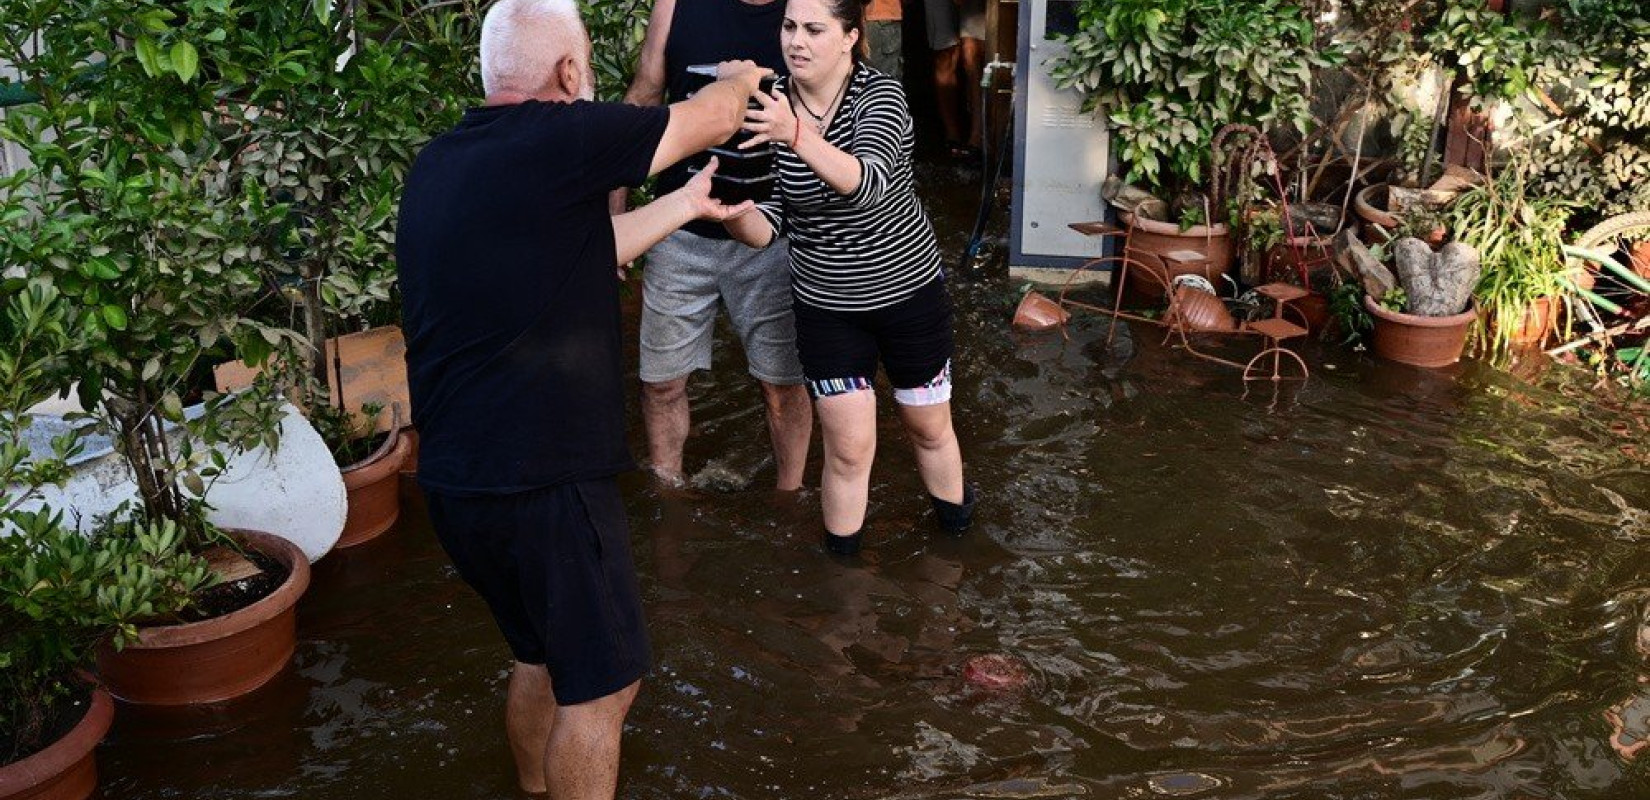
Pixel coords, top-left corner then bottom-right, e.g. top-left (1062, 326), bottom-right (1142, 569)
top-left (99, 160), bottom-right (1649, 799)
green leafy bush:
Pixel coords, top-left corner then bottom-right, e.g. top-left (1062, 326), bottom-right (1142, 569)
top-left (1, 512), bottom-right (213, 762)
top-left (1049, 0), bottom-right (1342, 196)
top-left (0, 280), bottom-right (211, 762)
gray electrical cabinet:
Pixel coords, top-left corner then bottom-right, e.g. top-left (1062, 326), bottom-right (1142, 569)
top-left (1009, 0), bottom-right (1113, 283)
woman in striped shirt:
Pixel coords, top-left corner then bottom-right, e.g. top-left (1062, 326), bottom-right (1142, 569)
top-left (725, 0), bottom-right (974, 555)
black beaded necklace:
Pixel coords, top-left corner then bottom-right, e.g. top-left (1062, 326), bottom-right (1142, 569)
top-left (791, 67), bottom-right (852, 133)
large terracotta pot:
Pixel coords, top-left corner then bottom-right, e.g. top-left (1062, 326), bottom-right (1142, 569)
top-left (1120, 210), bottom-right (1233, 299)
top-left (399, 427), bottom-right (419, 479)
top-left (337, 431), bottom-right (412, 549)
top-left (1365, 295), bottom-right (1477, 368)
top-left (97, 531), bottom-right (309, 706)
top-left (0, 688), bottom-right (112, 800)
top-left (1501, 296), bottom-right (1557, 346)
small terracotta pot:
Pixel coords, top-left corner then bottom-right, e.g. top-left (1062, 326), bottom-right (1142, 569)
top-left (1170, 286), bottom-right (1238, 332)
top-left (1354, 183), bottom-right (1399, 243)
top-left (1365, 295), bottom-right (1477, 368)
top-left (337, 431), bottom-right (413, 549)
top-left (1263, 235), bottom-right (1334, 285)
top-left (0, 687), bottom-right (112, 800)
top-left (1630, 240), bottom-right (1650, 279)
top-left (96, 530), bottom-right (310, 706)
top-left (1011, 291), bottom-right (1069, 331)
top-left (1293, 291), bottom-right (1332, 335)
top-left (1120, 211), bottom-right (1234, 300)
top-left (1501, 296), bottom-right (1557, 346)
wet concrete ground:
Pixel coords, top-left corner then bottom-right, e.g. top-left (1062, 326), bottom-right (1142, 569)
top-left (98, 159), bottom-right (1649, 799)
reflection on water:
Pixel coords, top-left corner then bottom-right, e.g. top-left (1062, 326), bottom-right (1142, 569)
top-left (98, 164), bottom-right (1649, 799)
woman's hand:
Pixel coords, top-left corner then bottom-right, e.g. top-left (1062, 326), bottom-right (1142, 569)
top-left (678, 156), bottom-right (756, 222)
top-left (740, 87), bottom-right (798, 150)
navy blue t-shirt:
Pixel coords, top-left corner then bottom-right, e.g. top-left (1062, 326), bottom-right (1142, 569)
top-left (397, 100), bottom-right (669, 494)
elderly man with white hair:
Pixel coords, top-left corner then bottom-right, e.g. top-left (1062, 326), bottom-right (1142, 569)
top-left (396, 1), bottom-right (766, 796)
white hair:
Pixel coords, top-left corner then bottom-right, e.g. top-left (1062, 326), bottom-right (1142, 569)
top-left (480, 0), bottom-right (588, 97)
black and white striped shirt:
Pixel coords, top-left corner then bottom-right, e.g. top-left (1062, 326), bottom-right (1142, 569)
top-left (758, 65), bottom-right (943, 312)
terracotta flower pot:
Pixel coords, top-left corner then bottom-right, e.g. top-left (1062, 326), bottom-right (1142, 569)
top-left (96, 530), bottom-right (310, 706)
top-left (1630, 240), bottom-right (1650, 279)
top-left (1120, 210), bottom-right (1233, 300)
top-left (336, 431), bottom-right (412, 549)
top-left (1011, 290), bottom-right (1069, 331)
top-left (1354, 184), bottom-right (1398, 243)
top-left (1293, 290), bottom-right (1332, 335)
top-left (1169, 285), bottom-right (1238, 332)
top-left (1364, 295), bottom-right (1477, 368)
top-left (1501, 296), bottom-right (1557, 346)
top-left (399, 427), bottom-right (419, 478)
top-left (1263, 234), bottom-right (1334, 285)
top-left (0, 688), bottom-right (112, 800)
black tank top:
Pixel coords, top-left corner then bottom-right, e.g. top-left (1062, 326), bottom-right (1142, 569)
top-left (659, 0), bottom-right (788, 239)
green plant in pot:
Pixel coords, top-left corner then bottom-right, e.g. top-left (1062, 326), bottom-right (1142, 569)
top-left (0, 0), bottom-right (312, 706)
top-left (1050, 0), bottom-right (1344, 293)
top-left (0, 280), bottom-right (213, 797)
top-left (1448, 167), bottom-right (1575, 356)
top-left (226, 1), bottom-right (477, 545)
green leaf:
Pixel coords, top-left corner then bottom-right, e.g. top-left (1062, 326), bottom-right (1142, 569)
top-left (101, 304), bottom-right (128, 330)
top-left (134, 37), bottom-right (165, 78)
top-left (171, 42), bottom-right (200, 84)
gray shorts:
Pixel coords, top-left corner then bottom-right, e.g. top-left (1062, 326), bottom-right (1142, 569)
top-left (639, 230), bottom-right (804, 385)
top-left (863, 20), bottom-right (903, 80)
top-left (924, 0), bottom-right (986, 51)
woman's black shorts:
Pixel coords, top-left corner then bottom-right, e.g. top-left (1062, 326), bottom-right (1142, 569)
top-left (425, 478), bottom-right (649, 706)
top-left (792, 276), bottom-right (954, 398)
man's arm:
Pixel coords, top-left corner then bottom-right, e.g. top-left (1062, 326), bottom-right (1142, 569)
top-left (624, 0), bottom-right (674, 108)
top-left (608, 0), bottom-right (676, 216)
top-left (648, 61), bottom-right (765, 177)
top-left (613, 157), bottom-right (755, 264)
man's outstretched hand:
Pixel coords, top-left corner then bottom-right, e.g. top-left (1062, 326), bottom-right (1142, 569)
top-left (678, 156), bottom-right (756, 222)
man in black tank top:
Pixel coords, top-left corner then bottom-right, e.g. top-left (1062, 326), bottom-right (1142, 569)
top-left (613, 0), bottom-right (814, 492)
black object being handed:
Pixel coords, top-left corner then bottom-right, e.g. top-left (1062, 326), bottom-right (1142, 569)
top-left (683, 64), bottom-right (777, 205)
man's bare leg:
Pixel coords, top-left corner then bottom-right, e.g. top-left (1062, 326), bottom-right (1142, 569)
top-left (931, 44), bottom-right (965, 148)
top-left (760, 381), bottom-right (813, 491)
top-left (506, 663), bottom-right (556, 794)
top-left (544, 680), bottom-right (641, 800)
top-left (641, 378), bottom-right (691, 485)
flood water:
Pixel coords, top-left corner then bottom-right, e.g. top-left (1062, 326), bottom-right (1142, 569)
top-left (98, 161), bottom-right (1649, 799)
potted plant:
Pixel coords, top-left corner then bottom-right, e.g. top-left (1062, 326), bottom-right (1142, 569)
top-left (1051, 0), bottom-right (1343, 293)
top-left (0, 280), bottom-right (212, 800)
top-left (1447, 169), bottom-right (1575, 353)
top-left (1362, 235), bottom-right (1483, 367)
top-left (230, 1), bottom-right (476, 547)
top-left (0, 0), bottom-right (312, 705)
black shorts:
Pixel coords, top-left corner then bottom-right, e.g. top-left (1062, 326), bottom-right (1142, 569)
top-left (426, 479), bottom-right (649, 705)
top-left (793, 277), bottom-right (954, 394)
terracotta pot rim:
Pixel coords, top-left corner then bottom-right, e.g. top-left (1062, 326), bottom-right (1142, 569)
top-left (1363, 295), bottom-right (1478, 327)
top-left (1354, 183), bottom-right (1397, 227)
top-left (1120, 209), bottom-right (1230, 238)
top-left (132, 530), bottom-right (310, 650)
top-left (0, 685), bottom-right (112, 794)
top-left (341, 429), bottom-right (412, 484)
